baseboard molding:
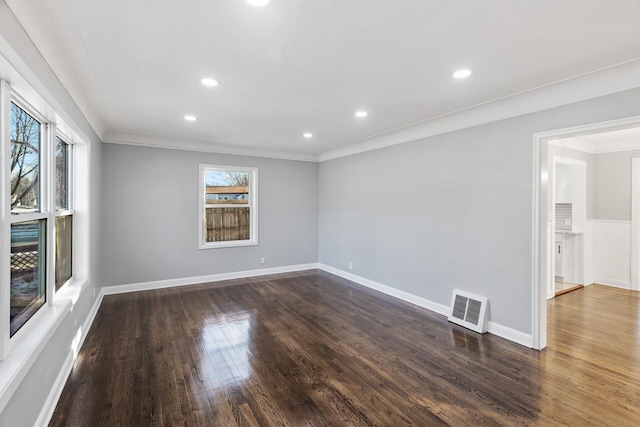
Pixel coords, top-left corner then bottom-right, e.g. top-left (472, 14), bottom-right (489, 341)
top-left (592, 278), bottom-right (631, 289)
top-left (318, 263), bottom-right (533, 348)
top-left (79, 287), bottom-right (104, 352)
top-left (36, 286), bottom-right (103, 427)
top-left (35, 350), bottom-right (74, 427)
top-left (36, 261), bottom-right (535, 426)
top-left (102, 263), bottom-right (320, 295)
top-left (318, 264), bottom-right (450, 316)
top-left (486, 322), bottom-right (533, 347)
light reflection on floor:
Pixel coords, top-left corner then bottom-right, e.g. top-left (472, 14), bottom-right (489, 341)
top-left (199, 312), bottom-right (253, 390)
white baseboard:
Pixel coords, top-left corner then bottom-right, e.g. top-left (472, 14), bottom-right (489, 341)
top-left (102, 263), bottom-right (320, 295)
top-left (35, 350), bottom-right (74, 427)
top-left (486, 322), bottom-right (533, 347)
top-left (36, 261), bottom-right (535, 427)
top-left (36, 286), bottom-right (104, 427)
top-left (318, 264), bottom-right (450, 316)
top-left (592, 278), bottom-right (631, 289)
top-left (79, 287), bottom-right (104, 352)
top-left (318, 263), bottom-right (533, 348)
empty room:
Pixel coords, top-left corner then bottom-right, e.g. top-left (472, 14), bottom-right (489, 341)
top-left (1, 1), bottom-right (640, 425)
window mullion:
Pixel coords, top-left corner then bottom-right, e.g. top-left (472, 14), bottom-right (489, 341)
top-left (45, 124), bottom-right (55, 306)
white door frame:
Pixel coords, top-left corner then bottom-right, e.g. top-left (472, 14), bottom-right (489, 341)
top-left (631, 158), bottom-right (640, 292)
top-left (532, 115), bottom-right (640, 350)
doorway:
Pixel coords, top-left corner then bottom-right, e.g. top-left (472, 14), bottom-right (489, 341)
top-left (533, 115), bottom-right (640, 350)
top-left (550, 157), bottom-right (586, 298)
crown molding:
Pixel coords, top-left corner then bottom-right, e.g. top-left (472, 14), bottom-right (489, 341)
top-left (318, 59), bottom-right (640, 162)
top-left (103, 132), bottom-right (319, 162)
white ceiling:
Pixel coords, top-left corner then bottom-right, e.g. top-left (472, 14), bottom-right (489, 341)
top-left (551, 126), bottom-right (640, 154)
top-left (6, 0), bottom-right (640, 160)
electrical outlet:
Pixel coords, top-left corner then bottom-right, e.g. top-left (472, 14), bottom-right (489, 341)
top-left (348, 261), bottom-right (353, 271)
top-left (261, 257), bottom-right (266, 264)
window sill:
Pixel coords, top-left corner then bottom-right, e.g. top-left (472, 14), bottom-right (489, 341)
top-left (0, 278), bottom-right (89, 413)
top-left (199, 240), bottom-right (258, 250)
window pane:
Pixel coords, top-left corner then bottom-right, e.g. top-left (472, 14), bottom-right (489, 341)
top-left (205, 207), bottom-right (250, 242)
top-left (55, 215), bottom-right (73, 290)
top-left (55, 137), bottom-right (69, 211)
top-left (10, 220), bottom-right (46, 336)
top-left (10, 102), bottom-right (41, 214)
top-left (205, 171), bottom-right (249, 205)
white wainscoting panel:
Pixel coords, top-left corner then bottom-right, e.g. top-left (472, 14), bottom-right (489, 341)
top-left (592, 220), bottom-right (631, 289)
top-left (583, 221), bottom-right (594, 286)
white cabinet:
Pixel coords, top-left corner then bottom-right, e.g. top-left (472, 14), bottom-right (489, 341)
top-left (555, 233), bottom-right (564, 279)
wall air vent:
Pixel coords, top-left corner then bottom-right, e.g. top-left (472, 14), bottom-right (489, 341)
top-left (448, 290), bottom-right (488, 333)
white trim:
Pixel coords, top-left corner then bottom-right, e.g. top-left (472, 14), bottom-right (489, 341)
top-left (97, 61), bottom-right (640, 163)
top-left (36, 285), bottom-right (102, 427)
top-left (591, 219), bottom-right (632, 224)
top-left (0, 278), bottom-right (90, 414)
top-left (485, 322), bottom-right (533, 348)
top-left (317, 264), bottom-right (533, 348)
top-left (34, 350), bottom-right (74, 427)
top-left (103, 263), bottom-right (534, 347)
top-left (0, 80), bottom-right (11, 360)
top-left (318, 264), bottom-right (450, 316)
top-left (104, 133), bottom-right (318, 163)
top-left (102, 264), bottom-right (319, 295)
top-left (198, 164), bottom-right (258, 250)
top-left (533, 113), bottom-right (640, 352)
top-left (591, 278), bottom-right (632, 289)
top-left (319, 60), bottom-right (640, 162)
top-left (33, 261), bottom-right (540, 427)
top-left (632, 158), bottom-right (640, 291)
top-left (531, 128), bottom-right (542, 349)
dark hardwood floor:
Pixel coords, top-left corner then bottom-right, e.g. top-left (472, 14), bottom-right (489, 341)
top-left (49, 271), bottom-right (640, 426)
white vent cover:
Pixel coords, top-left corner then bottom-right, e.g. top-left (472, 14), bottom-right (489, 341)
top-left (448, 290), bottom-right (488, 333)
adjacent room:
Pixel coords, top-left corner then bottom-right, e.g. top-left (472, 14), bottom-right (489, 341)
top-left (1, 1), bottom-right (640, 425)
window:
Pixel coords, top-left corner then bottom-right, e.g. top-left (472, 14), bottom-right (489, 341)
top-left (55, 136), bottom-right (73, 290)
top-left (199, 165), bottom-right (258, 248)
top-left (9, 102), bottom-right (46, 336)
top-left (5, 100), bottom-right (75, 338)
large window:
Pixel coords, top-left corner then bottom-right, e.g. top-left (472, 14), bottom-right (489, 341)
top-left (6, 100), bottom-right (74, 337)
top-left (199, 165), bottom-right (258, 249)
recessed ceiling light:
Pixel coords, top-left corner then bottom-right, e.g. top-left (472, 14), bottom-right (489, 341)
top-left (355, 111), bottom-right (368, 118)
top-left (452, 69), bottom-right (473, 79)
top-left (184, 115), bottom-right (197, 121)
top-left (201, 78), bottom-right (219, 87)
top-left (303, 133), bottom-right (313, 138)
top-left (247, 0), bottom-right (270, 6)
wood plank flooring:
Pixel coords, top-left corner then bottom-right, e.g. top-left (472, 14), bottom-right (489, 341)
top-left (49, 271), bottom-right (640, 426)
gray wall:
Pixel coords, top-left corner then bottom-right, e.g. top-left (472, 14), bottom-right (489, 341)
top-left (100, 144), bottom-right (318, 286)
top-left (0, 1), bottom-right (103, 425)
top-left (318, 88), bottom-right (640, 335)
top-left (593, 149), bottom-right (640, 221)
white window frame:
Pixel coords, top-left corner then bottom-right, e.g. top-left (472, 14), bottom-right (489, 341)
top-left (0, 79), bottom-right (88, 362)
top-left (52, 133), bottom-right (74, 292)
top-left (199, 164), bottom-right (258, 249)
top-left (7, 96), bottom-right (50, 339)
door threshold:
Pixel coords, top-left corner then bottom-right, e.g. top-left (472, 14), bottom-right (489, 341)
top-left (555, 284), bottom-right (584, 297)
